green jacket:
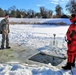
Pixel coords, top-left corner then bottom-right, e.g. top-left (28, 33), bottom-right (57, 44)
top-left (0, 19), bottom-right (9, 33)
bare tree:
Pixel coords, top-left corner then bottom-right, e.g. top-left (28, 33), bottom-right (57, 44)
top-left (47, 10), bottom-right (53, 18)
top-left (35, 12), bottom-right (41, 18)
top-left (40, 7), bottom-right (53, 18)
top-left (66, 0), bottom-right (76, 14)
top-left (55, 5), bottom-right (63, 18)
top-left (40, 7), bottom-right (47, 18)
top-left (27, 9), bottom-right (36, 18)
top-left (0, 8), bottom-right (5, 17)
top-left (8, 6), bottom-right (17, 17)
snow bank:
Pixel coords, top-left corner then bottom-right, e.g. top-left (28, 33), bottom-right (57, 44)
top-left (0, 63), bottom-right (71, 75)
top-left (9, 18), bottom-right (71, 25)
top-left (0, 18), bottom-right (71, 25)
top-left (0, 63), bottom-right (75, 75)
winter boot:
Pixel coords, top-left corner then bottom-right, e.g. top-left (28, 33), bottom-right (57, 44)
top-left (71, 63), bottom-right (75, 67)
top-left (62, 63), bottom-right (72, 70)
top-left (71, 59), bottom-right (75, 67)
top-left (6, 46), bottom-right (11, 49)
top-left (1, 45), bottom-right (4, 49)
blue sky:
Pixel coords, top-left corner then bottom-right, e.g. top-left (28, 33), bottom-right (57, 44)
top-left (0, 0), bottom-right (69, 14)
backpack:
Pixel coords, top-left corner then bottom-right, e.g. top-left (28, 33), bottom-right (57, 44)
top-left (0, 21), bottom-right (2, 34)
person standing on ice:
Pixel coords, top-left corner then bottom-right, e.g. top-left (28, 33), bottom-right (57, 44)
top-left (0, 14), bottom-right (11, 49)
top-left (62, 14), bottom-right (76, 70)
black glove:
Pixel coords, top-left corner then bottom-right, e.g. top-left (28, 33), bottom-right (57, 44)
top-left (67, 40), bottom-right (71, 44)
top-left (73, 21), bottom-right (76, 24)
top-left (64, 36), bottom-right (68, 42)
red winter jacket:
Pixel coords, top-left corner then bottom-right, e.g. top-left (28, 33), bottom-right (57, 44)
top-left (66, 16), bottom-right (76, 55)
top-left (67, 15), bottom-right (76, 42)
top-left (66, 15), bottom-right (76, 63)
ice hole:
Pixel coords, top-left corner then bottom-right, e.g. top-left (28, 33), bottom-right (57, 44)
top-left (29, 53), bottom-right (66, 66)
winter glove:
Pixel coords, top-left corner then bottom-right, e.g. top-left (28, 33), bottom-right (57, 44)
top-left (73, 21), bottom-right (76, 24)
top-left (64, 36), bottom-right (67, 42)
top-left (67, 40), bottom-right (71, 44)
top-left (64, 37), bottom-right (71, 44)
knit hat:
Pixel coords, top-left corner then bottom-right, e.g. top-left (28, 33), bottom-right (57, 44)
top-left (5, 13), bottom-right (9, 16)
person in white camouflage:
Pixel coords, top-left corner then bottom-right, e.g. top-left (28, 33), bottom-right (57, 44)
top-left (0, 14), bottom-right (11, 49)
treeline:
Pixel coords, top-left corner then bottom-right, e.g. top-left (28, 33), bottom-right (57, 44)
top-left (0, 5), bottom-right (67, 18)
top-left (0, 0), bottom-right (76, 18)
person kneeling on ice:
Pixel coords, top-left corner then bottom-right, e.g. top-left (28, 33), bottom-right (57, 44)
top-left (62, 14), bottom-right (76, 70)
top-left (0, 14), bottom-right (11, 49)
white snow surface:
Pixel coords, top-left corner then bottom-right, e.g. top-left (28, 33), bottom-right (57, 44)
top-left (0, 63), bottom-right (76, 75)
top-left (8, 25), bottom-right (68, 57)
top-left (0, 18), bottom-right (75, 75)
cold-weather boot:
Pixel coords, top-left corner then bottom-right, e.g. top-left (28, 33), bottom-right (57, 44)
top-left (1, 45), bottom-right (4, 49)
top-left (71, 59), bottom-right (75, 67)
top-left (62, 63), bottom-right (72, 70)
top-left (6, 46), bottom-right (11, 49)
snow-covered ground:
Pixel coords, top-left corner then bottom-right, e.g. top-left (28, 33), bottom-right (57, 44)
top-left (0, 18), bottom-right (75, 75)
top-left (0, 24), bottom-right (70, 75)
top-left (0, 63), bottom-right (76, 75)
top-left (8, 25), bottom-right (68, 57)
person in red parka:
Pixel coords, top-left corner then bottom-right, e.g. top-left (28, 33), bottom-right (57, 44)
top-left (62, 14), bottom-right (76, 70)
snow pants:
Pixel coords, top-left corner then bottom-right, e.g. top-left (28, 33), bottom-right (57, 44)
top-left (67, 41), bottom-right (76, 63)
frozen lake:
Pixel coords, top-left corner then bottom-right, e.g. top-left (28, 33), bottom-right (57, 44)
top-left (0, 25), bottom-right (68, 56)
top-left (4, 25), bottom-right (68, 48)
top-left (7, 25), bottom-right (68, 57)
top-left (0, 24), bottom-right (74, 75)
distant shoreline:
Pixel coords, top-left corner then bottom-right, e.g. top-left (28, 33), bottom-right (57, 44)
top-left (0, 18), bottom-right (70, 25)
top-left (9, 22), bottom-right (67, 25)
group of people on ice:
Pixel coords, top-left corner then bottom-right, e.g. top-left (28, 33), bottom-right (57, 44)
top-left (0, 13), bottom-right (76, 70)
